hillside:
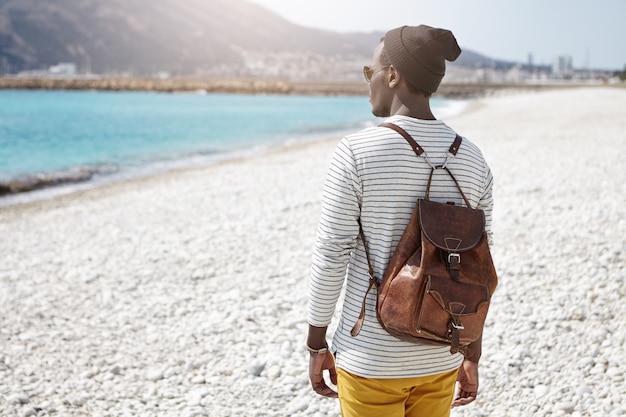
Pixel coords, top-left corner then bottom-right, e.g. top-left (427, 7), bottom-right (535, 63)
top-left (0, 0), bottom-right (381, 76)
top-left (0, 0), bottom-right (507, 78)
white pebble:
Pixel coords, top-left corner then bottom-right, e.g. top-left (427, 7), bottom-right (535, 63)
top-left (146, 369), bottom-right (164, 381)
top-left (266, 365), bottom-right (282, 379)
top-left (533, 384), bottom-right (549, 398)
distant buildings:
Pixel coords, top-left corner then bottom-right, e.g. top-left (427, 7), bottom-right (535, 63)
top-left (48, 62), bottom-right (77, 76)
top-left (4, 54), bottom-right (623, 86)
top-left (552, 55), bottom-right (573, 77)
top-left (14, 62), bottom-right (78, 78)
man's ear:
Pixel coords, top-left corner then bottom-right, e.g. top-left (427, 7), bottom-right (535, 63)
top-left (388, 65), bottom-right (400, 88)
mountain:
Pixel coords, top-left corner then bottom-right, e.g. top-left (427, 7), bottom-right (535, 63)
top-left (0, 0), bottom-right (512, 77)
top-left (0, 0), bottom-right (383, 76)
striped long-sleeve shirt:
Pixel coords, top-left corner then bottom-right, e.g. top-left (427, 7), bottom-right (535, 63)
top-left (308, 115), bottom-right (494, 378)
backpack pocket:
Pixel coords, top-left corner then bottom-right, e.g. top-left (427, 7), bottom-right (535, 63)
top-left (417, 275), bottom-right (491, 346)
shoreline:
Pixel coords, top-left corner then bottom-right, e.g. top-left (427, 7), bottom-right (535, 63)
top-left (2, 76), bottom-right (620, 98)
top-left (1, 82), bottom-right (619, 208)
top-left (0, 82), bottom-right (598, 209)
top-left (0, 124), bottom-right (360, 209)
top-left (0, 91), bottom-right (467, 205)
top-left (0, 133), bottom-right (340, 217)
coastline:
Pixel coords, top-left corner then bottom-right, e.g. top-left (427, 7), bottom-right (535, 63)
top-left (1, 76), bottom-right (618, 98)
top-left (1, 87), bottom-right (625, 417)
top-left (0, 90), bottom-right (464, 205)
top-left (0, 91), bottom-right (377, 203)
top-left (0, 133), bottom-right (339, 217)
top-left (0, 82), bottom-right (617, 210)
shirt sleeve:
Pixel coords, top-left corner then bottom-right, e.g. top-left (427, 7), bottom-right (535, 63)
top-left (476, 164), bottom-right (494, 247)
top-left (308, 138), bottom-right (362, 327)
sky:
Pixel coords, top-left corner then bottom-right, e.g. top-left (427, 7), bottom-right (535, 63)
top-left (248, 0), bottom-right (625, 71)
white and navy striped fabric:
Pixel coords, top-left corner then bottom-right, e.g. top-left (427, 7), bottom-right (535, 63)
top-left (308, 115), bottom-right (494, 379)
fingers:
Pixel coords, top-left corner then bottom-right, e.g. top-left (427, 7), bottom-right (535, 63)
top-left (310, 370), bottom-right (338, 398)
top-left (451, 390), bottom-right (477, 408)
top-left (312, 379), bottom-right (339, 398)
top-left (329, 365), bottom-right (338, 385)
top-left (453, 361), bottom-right (479, 408)
top-left (451, 394), bottom-right (476, 407)
top-left (451, 396), bottom-right (476, 408)
top-left (309, 354), bottom-right (338, 398)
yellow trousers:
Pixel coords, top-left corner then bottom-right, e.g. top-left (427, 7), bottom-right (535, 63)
top-left (337, 367), bottom-right (459, 417)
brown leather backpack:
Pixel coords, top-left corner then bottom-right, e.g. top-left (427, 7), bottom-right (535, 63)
top-left (351, 123), bottom-right (498, 354)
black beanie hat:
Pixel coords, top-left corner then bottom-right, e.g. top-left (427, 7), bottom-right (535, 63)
top-left (384, 25), bottom-right (461, 93)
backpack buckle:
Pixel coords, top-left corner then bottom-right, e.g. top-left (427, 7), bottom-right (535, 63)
top-left (448, 253), bottom-right (461, 279)
top-left (448, 253), bottom-right (461, 264)
top-left (450, 321), bottom-right (465, 330)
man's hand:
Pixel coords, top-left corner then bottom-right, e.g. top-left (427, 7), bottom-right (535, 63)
top-left (308, 352), bottom-right (338, 398)
top-left (451, 359), bottom-right (479, 408)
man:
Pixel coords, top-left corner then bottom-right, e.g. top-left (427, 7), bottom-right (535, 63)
top-left (306, 25), bottom-right (494, 416)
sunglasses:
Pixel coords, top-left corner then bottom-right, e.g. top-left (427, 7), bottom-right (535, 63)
top-left (363, 65), bottom-right (389, 83)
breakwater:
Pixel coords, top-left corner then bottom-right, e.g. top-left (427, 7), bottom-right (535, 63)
top-left (0, 77), bottom-right (593, 98)
top-left (0, 77), bottom-right (294, 94)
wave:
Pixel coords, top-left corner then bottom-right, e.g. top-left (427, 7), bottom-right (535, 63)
top-left (0, 164), bottom-right (119, 196)
top-left (0, 145), bottom-right (267, 207)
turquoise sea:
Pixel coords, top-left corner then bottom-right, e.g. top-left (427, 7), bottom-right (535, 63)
top-left (0, 90), bottom-right (464, 205)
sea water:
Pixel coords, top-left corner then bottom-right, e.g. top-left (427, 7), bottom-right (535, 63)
top-left (0, 89), bottom-right (465, 205)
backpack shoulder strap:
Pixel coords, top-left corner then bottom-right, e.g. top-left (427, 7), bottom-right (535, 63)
top-left (379, 122), bottom-right (425, 156)
top-left (379, 122), bottom-right (462, 157)
top-left (379, 122), bottom-right (470, 206)
top-left (351, 219), bottom-right (378, 337)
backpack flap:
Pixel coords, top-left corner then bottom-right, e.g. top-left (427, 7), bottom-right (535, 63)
top-left (418, 199), bottom-right (485, 252)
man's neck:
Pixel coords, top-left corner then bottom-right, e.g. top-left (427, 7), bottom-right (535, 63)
top-left (392, 105), bottom-right (436, 120)
top-left (390, 94), bottom-right (436, 120)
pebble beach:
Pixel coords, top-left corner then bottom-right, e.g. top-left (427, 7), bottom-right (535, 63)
top-left (1, 87), bottom-right (625, 417)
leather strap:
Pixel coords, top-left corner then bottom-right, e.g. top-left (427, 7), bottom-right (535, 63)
top-left (351, 219), bottom-right (378, 337)
top-left (358, 219), bottom-right (375, 279)
top-left (381, 123), bottom-right (472, 209)
top-left (380, 122), bottom-right (425, 156)
top-left (450, 323), bottom-right (461, 354)
top-left (379, 122), bottom-right (462, 157)
top-left (425, 166), bottom-right (473, 209)
top-left (350, 277), bottom-right (377, 337)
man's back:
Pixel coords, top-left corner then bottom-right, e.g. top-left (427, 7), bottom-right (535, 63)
top-left (309, 114), bottom-right (493, 378)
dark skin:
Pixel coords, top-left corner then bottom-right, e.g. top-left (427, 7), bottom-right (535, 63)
top-left (307, 40), bottom-right (481, 407)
